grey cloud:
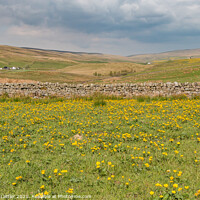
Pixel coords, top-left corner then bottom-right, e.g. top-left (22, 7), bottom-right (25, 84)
top-left (0, 0), bottom-right (200, 54)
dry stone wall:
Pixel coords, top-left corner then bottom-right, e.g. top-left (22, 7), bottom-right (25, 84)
top-left (0, 82), bottom-right (200, 98)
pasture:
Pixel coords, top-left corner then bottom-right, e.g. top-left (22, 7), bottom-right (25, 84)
top-left (0, 98), bottom-right (199, 199)
top-left (1, 45), bottom-right (200, 84)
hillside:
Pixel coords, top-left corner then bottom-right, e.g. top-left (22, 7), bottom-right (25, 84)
top-left (122, 58), bottom-right (200, 83)
top-left (128, 49), bottom-right (200, 62)
top-left (0, 45), bottom-right (142, 83)
top-left (0, 45), bottom-right (200, 84)
top-left (0, 45), bottom-right (132, 66)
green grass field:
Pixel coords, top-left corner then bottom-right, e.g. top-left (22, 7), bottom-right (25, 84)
top-left (0, 98), bottom-right (199, 199)
top-left (120, 58), bottom-right (200, 83)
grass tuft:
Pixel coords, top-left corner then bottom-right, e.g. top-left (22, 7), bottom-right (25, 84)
top-left (93, 99), bottom-right (107, 106)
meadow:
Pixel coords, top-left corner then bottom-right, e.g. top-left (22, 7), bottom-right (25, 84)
top-left (0, 97), bottom-right (199, 199)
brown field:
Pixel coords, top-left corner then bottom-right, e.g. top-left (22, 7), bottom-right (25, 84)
top-left (58, 62), bottom-right (147, 76)
top-left (0, 78), bottom-right (38, 83)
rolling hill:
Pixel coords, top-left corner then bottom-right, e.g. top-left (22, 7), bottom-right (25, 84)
top-left (0, 45), bottom-right (140, 83)
top-left (128, 49), bottom-right (200, 62)
top-left (0, 45), bottom-right (200, 84)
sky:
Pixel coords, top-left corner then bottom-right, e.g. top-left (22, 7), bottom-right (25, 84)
top-left (0, 0), bottom-right (200, 56)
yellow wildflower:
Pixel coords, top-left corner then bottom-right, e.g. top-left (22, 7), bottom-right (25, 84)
top-left (173, 184), bottom-right (178, 188)
top-left (150, 191), bottom-right (154, 195)
top-left (41, 170), bottom-right (45, 175)
top-left (61, 170), bottom-right (68, 173)
top-left (164, 184), bottom-right (168, 188)
top-left (40, 185), bottom-right (45, 189)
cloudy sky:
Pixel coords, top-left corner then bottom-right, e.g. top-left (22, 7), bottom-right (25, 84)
top-left (0, 0), bottom-right (200, 55)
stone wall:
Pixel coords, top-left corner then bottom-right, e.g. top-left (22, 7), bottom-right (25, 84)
top-left (0, 82), bottom-right (200, 98)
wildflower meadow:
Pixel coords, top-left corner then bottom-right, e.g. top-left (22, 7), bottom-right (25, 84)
top-left (0, 98), bottom-right (199, 199)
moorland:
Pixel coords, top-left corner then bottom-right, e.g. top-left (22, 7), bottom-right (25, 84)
top-left (1, 45), bottom-right (200, 83)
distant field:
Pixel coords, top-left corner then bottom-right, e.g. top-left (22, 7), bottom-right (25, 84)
top-left (58, 62), bottom-right (146, 76)
top-left (122, 58), bottom-right (200, 83)
top-left (1, 45), bottom-right (200, 83)
top-left (128, 49), bottom-right (200, 62)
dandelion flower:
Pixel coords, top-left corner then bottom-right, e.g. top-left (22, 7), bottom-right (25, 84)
top-left (150, 191), bottom-right (154, 195)
top-left (41, 170), bottom-right (45, 175)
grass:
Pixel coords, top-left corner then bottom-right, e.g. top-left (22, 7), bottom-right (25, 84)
top-left (128, 49), bottom-right (200, 62)
top-left (58, 62), bottom-right (144, 76)
top-left (2, 57), bottom-right (200, 84)
top-left (0, 55), bottom-right (76, 70)
top-left (0, 71), bottom-right (95, 83)
top-left (121, 58), bottom-right (200, 83)
top-left (1, 45), bottom-right (200, 84)
top-left (27, 61), bottom-right (76, 70)
top-left (0, 45), bottom-right (139, 83)
top-left (0, 97), bottom-right (199, 199)
top-left (77, 61), bottom-right (109, 63)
